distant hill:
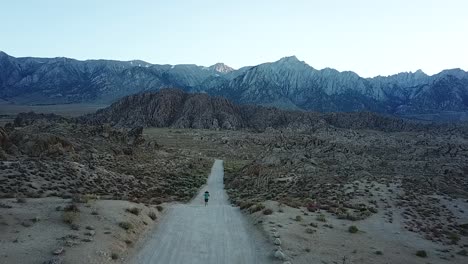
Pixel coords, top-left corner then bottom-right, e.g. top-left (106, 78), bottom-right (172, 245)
top-left (1, 51), bottom-right (468, 121)
top-left (84, 88), bottom-right (462, 134)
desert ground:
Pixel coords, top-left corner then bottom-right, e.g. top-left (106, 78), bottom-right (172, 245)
top-left (1, 108), bottom-right (468, 263)
top-left (0, 197), bottom-right (163, 264)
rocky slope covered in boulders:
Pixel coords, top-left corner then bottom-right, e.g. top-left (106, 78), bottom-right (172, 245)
top-left (0, 112), bottom-right (210, 203)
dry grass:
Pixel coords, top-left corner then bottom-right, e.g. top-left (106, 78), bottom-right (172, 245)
top-left (316, 214), bottom-right (326, 222)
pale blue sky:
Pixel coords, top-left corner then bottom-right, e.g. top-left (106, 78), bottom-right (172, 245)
top-left (1, 0), bottom-right (467, 77)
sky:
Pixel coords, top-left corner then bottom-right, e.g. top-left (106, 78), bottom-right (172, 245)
top-left (0, 0), bottom-right (467, 77)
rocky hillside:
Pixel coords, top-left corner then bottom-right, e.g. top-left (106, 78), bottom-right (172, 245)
top-left (83, 89), bottom-right (460, 134)
top-left (84, 88), bottom-right (328, 130)
top-left (1, 51), bottom-right (467, 120)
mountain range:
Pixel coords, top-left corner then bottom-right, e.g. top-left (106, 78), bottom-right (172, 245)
top-left (1, 51), bottom-right (467, 121)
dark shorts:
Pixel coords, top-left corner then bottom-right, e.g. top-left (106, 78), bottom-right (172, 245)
top-left (204, 199), bottom-right (209, 202)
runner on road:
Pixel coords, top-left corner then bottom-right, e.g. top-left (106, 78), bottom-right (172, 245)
top-left (204, 191), bottom-right (210, 206)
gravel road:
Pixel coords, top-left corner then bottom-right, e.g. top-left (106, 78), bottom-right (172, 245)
top-left (130, 159), bottom-right (272, 264)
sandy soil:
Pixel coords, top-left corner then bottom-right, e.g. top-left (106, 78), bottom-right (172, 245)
top-left (250, 196), bottom-right (468, 264)
top-left (129, 160), bottom-right (274, 264)
top-left (0, 197), bottom-right (162, 264)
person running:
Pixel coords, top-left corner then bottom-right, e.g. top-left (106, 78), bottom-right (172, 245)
top-left (204, 191), bottom-right (210, 206)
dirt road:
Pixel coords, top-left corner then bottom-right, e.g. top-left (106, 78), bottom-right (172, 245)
top-left (130, 159), bottom-right (272, 264)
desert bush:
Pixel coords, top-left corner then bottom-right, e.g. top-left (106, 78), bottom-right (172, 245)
top-left (72, 193), bottom-right (99, 204)
top-left (295, 215), bottom-right (303, 221)
top-left (348, 226), bottom-right (359, 233)
top-left (316, 214), bottom-right (326, 222)
top-left (337, 210), bottom-right (363, 221)
top-left (239, 201), bottom-right (254, 210)
top-left (126, 207), bottom-right (141, 215)
top-left (64, 203), bottom-right (80, 212)
top-left (307, 203), bottom-right (318, 212)
top-left (111, 253), bottom-right (119, 260)
top-left (71, 194), bottom-right (86, 203)
top-left (263, 208), bottom-right (273, 215)
top-left (249, 203), bottom-right (265, 214)
top-left (156, 205), bottom-right (164, 212)
top-left (457, 249), bottom-right (467, 256)
top-left (416, 250), bottom-right (427, 258)
top-left (119, 221), bottom-right (133, 230)
top-left (446, 232), bottom-right (460, 244)
top-left (63, 211), bottom-right (78, 224)
top-left (148, 211), bottom-right (157, 220)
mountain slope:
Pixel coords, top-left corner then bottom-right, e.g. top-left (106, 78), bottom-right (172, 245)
top-left (1, 51), bottom-right (468, 119)
top-left (0, 51), bottom-right (234, 104)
